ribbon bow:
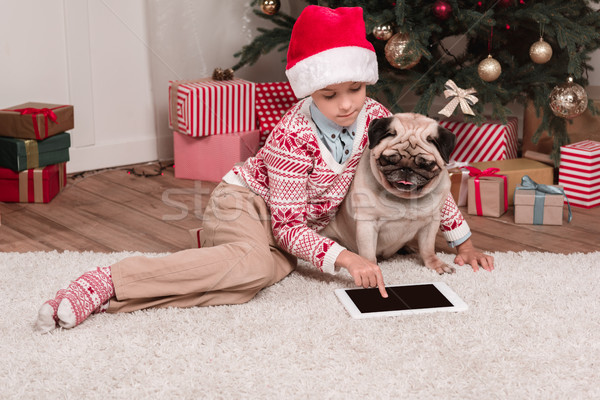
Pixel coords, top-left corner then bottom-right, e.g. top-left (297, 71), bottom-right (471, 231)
top-left (517, 175), bottom-right (572, 223)
top-left (438, 79), bottom-right (479, 118)
top-left (464, 166), bottom-right (508, 216)
top-left (11, 107), bottom-right (60, 140)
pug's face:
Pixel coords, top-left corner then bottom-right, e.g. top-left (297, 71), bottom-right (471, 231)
top-left (367, 113), bottom-right (456, 198)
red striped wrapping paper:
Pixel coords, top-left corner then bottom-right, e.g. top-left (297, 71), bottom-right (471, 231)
top-left (439, 117), bottom-right (518, 163)
top-left (559, 140), bottom-right (600, 208)
top-left (0, 163), bottom-right (66, 203)
top-left (169, 78), bottom-right (256, 137)
top-left (255, 82), bottom-right (298, 147)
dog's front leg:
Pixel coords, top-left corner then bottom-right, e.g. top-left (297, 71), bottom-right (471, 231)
top-left (417, 222), bottom-right (455, 274)
top-left (354, 220), bottom-right (379, 263)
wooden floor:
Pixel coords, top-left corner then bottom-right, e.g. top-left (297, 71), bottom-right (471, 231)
top-left (1, 162), bottom-right (599, 254)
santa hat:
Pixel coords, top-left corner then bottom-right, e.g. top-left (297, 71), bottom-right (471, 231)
top-left (285, 6), bottom-right (378, 99)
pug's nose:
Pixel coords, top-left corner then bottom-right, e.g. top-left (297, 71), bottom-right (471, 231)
top-left (379, 154), bottom-right (401, 166)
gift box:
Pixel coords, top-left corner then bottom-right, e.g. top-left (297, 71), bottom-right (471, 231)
top-left (255, 82), bottom-right (298, 147)
top-left (558, 140), bottom-right (600, 208)
top-left (469, 158), bottom-right (554, 206)
top-left (0, 132), bottom-right (70, 172)
top-left (466, 167), bottom-right (508, 217)
top-left (0, 163), bottom-right (67, 203)
top-left (173, 130), bottom-right (260, 182)
top-left (514, 176), bottom-right (571, 226)
top-left (446, 162), bottom-right (470, 207)
top-left (169, 78), bottom-right (256, 137)
top-left (439, 117), bottom-right (518, 163)
top-left (0, 103), bottom-right (74, 140)
top-left (189, 227), bottom-right (203, 248)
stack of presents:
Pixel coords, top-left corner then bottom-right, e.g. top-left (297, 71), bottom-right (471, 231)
top-left (169, 77), bottom-right (297, 181)
top-left (0, 103), bottom-right (74, 203)
top-left (169, 75), bottom-right (599, 225)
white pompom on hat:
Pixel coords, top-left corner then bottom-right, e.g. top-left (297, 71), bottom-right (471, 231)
top-left (285, 6), bottom-right (379, 99)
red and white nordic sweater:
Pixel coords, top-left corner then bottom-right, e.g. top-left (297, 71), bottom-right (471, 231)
top-left (227, 97), bottom-right (470, 274)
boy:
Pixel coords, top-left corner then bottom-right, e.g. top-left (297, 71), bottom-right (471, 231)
top-left (36, 5), bottom-right (493, 333)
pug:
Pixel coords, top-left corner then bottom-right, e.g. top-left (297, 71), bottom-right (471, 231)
top-left (321, 113), bottom-right (457, 274)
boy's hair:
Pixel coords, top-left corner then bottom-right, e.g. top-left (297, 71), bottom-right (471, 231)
top-left (285, 6), bottom-right (378, 99)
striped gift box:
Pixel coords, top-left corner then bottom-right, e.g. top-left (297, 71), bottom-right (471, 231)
top-left (439, 117), bottom-right (518, 163)
top-left (169, 78), bottom-right (256, 137)
top-left (559, 140), bottom-right (600, 208)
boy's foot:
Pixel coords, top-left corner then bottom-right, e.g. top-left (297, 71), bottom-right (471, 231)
top-left (36, 266), bottom-right (115, 331)
top-left (35, 289), bottom-right (67, 333)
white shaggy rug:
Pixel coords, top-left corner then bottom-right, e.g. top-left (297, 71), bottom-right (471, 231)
top-left (1, 250), bottom-right (599, 399)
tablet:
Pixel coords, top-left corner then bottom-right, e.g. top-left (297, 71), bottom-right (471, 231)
top-left (335, 282), bottom-right (468, 319)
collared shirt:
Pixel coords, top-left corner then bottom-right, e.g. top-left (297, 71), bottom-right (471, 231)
top-left (310, 102), bottom-right (357, 164)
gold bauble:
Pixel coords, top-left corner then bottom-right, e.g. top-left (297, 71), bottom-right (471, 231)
top-left (529, 38), bottom-right (553, 64)
top-left (373, 24), bottom-right (394, 41)
top-left (260, 0), bottom-right (280, 15)
top-left (549, 77), bottom-right (588, 119)
top-left (478, 54), bottom-right (502, 82)
top-left (384, 32), bottom-right (421, 69)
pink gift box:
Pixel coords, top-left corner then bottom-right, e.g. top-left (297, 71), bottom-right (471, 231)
top-left (169, 78), bottom-right (256, 137)
top-left (173, 130), bottom-right (260, 182)
top-left (559, 140), bottom-right (600, 208)
top-left (439, 117), bottom-right (518, 163)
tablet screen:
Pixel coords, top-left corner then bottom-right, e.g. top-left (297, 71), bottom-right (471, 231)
top-left (345, 284), bottom-right (454, 314)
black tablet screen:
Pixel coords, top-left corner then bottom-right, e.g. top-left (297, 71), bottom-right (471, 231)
top-left (345, 284), bottom-right (454, 314)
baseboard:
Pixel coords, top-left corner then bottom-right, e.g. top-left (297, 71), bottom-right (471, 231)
top-left (67, 135), bottom-right (173, 173)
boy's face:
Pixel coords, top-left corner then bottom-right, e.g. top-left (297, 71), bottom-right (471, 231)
top-left (311, 82), bottom-right (367, 126)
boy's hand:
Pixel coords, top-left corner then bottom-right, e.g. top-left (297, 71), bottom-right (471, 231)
top-left (454, 239), bottom-right (494, 272)
top-left (335, 250), bottom-right (388, 298)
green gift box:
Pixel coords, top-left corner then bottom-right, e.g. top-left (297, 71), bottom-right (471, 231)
top-left (0, 132), bottom-right (70, 172)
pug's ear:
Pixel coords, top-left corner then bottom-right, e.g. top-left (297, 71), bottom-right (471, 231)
top-left (430, 126), bottom-right (456, 164)
top-left (368, 117), bottom-right (394, 149)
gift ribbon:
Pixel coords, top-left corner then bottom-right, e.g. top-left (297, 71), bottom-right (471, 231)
top-left (7, 106), bottom-right (66, 140)
top-left (18, 167), bottom-right (44, 203)
top-left (515, 175), bottom-right (572, 224)
top-left (438, 79), bottom-right (479, 117)
top-left (464, 166), bottom-right (508, 216)
top-left (23, 139), bottom-right (39, 169)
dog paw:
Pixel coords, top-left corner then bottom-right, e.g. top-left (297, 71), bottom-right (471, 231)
top-left (425, 259), bottom-right (456, 274)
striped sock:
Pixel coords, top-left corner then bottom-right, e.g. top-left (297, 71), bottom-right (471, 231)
top-left (56, 266), bottom-right (115, 329)
top-left (35, 289), bottom-right (67, 333)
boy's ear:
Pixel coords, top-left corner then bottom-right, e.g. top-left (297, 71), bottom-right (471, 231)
top-left (430, 126), bottom-right (456, 164)
top-left (368, 117), bottom-right (394, 149)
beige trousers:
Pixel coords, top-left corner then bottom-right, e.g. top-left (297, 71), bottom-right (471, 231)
top-left (107, 182), bottom-right (297, 313)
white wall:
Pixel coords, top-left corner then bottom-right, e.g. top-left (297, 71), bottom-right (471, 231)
top-left (0, 0), bottom-right (599, 173)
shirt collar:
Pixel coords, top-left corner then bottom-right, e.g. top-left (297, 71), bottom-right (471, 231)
top-left (309, 102), bottom-right (357, 141)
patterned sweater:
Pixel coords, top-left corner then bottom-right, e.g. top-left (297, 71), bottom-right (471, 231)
top-left (226, 97), bottom-right (470, 274)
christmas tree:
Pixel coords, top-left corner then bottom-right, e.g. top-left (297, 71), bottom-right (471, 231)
top-left (233, 0), bottom-right (600, 163)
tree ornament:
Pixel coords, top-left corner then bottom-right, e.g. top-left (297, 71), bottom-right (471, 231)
top-left (384, 32), bottom-right (421, 69)
top-left (549, 76), bottom-right (588, 119)
top-left (373, 23), bottom-right (394, 41)
top-left (529, 38), bottom-right (553, 64)
top-left (438, 80), bottom-right (479, 117)
top-left (478, 55), bottom-right (502, 82)
top-left (433, 0), bottom-right (452, 21)
top-left (260, 0), bottom-right (280, 16)
top-left (529, 23), bottom-right (552, 64)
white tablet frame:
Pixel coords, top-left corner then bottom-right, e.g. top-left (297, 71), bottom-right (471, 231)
top-left (335, 282), bottom-right (468, 319)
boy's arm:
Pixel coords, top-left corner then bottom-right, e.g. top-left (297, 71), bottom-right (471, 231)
top-left (440, 193), bottom-right (494, 271)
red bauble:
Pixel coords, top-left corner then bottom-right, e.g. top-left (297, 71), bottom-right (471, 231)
top-left (433, 0), bottom-right (452, 20)
top-left (498, 0), bottom-right (513, 7)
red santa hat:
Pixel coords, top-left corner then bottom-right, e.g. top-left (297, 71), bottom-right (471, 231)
top-left (285, 6), bottom-right (378, 99)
